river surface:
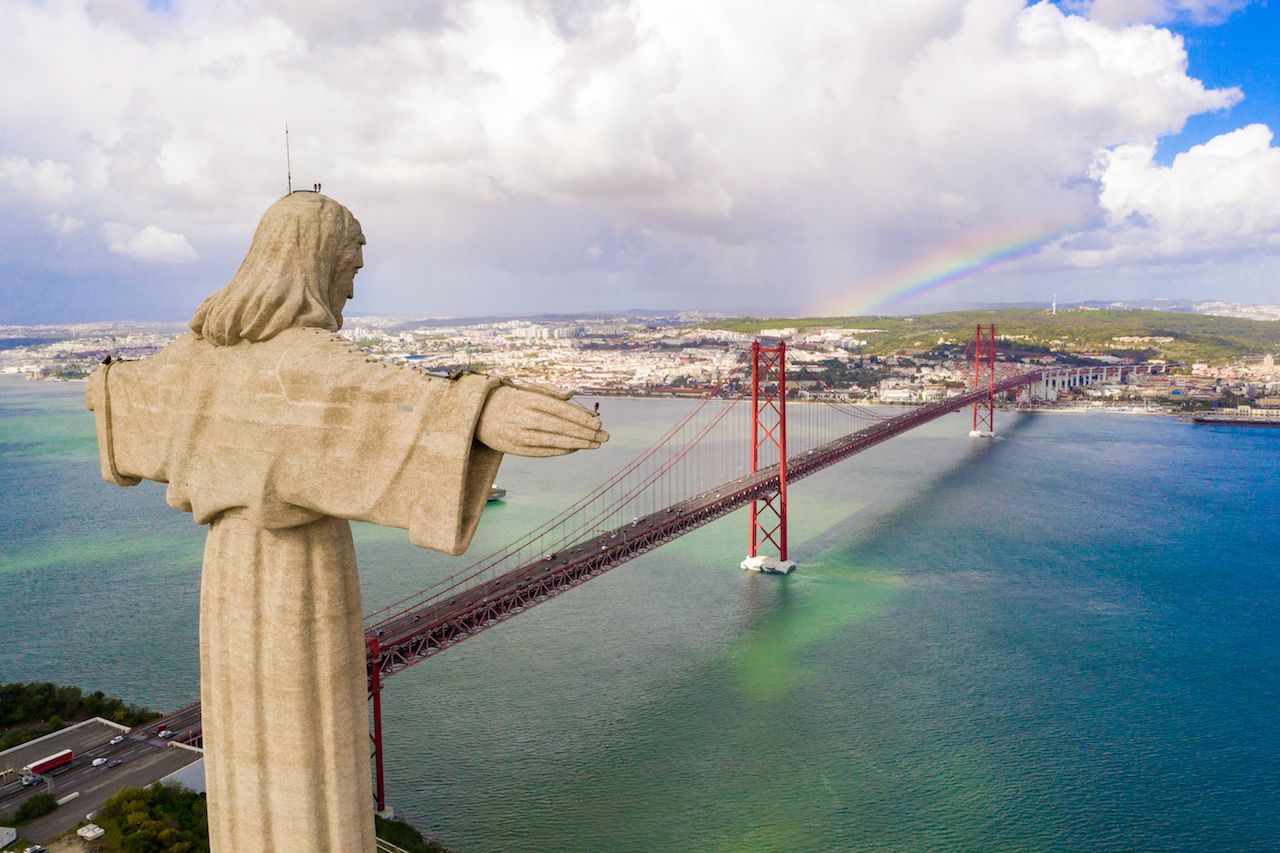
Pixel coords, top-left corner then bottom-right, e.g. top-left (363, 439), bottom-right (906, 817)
top-left (1, 375), bottom-right (1277, 851)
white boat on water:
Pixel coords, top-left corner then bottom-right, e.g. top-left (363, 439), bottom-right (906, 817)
top-left (487, 486), bottom-right (507, 502)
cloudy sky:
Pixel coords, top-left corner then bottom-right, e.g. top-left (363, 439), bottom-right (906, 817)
top-left (1, 0), bottom-right (1277, 323)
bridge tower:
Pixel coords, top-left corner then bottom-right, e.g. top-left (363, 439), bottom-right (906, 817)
top-left (368, 637), bottom-right (389, 816)
top-left (970, 324), bottom-right (996, 438)
top-left (740, 339), bottom-right (795, 574)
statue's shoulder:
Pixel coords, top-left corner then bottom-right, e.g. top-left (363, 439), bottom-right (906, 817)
top-left (273, 326), bottom-right (363, 353)
top-left (270, 327), bottom-right (376, 373)
top-left (164, 332), bottom-right (201, 355)
top-left (84, 332), bottom-right (200, 411)
top-left (100, 332), bottom-right (201, 371)
top-left (144, 332), bottom-right (211, 369)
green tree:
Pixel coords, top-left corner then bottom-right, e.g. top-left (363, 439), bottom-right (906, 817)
top-left (0, 681), bottom-right (160, 751)
top-left (11, 792), bottom-right (57, 824)
top-left (100, 784), bottom-right (210, 853)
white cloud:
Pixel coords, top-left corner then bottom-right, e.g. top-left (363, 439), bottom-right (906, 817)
top-left (1064, 0), bottom-right (1250, 26)
top-left (46, 213), bottom-right (87, 236)
top-left (101, 222), bottom-right (199, 263)
top-left (0, 0), bottom-right (1266, 315)
top-left (1061, 124), bottom-right (1280, 264)
top-left (0, 155), bottom-right (76, 205)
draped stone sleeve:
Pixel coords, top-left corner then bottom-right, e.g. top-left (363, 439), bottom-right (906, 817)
top-left (86, 328), bottom-right (506, 556)
top-left (86, 362), bottom-right (145, 487)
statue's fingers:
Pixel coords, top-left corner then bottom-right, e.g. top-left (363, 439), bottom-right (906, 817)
top-left (527, 412), bottom-right (601, 442)
top-left (510, 445), bottom-right (573, 458)
top-left (545, 417), bottom-right (608, 445)
top-left (520, 429), bottom-right (602, 451)
top-left (529, 399), bottom-right (604, 427)
top-left (531, 397), bottom-right (602, 431)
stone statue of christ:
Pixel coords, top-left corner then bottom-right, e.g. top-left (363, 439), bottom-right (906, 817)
top-left (85, 192), bottom-right (608, 852)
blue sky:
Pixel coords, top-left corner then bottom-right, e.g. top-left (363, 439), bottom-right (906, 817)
top-left (1151, 2), bottom-right (1278, 160)
top-left (1, 0), bottom-right (1278, 323)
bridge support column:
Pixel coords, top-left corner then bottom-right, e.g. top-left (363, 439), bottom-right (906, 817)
top-left (741, 339), bottom-right (795, 574)
top-left (368, 637), bottom-right (390, 818)
top-left (970, 324), bottom-right (996, 438)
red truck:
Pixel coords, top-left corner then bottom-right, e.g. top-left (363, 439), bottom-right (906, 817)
top-left (22, 748), bottom-right (73, 781)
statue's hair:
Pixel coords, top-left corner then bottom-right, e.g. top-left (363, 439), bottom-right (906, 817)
top-left (191, 193), bottom-right (362, 346)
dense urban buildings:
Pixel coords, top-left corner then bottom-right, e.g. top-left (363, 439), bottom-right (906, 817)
top-left (3, 308), bottom-right (1277, 411)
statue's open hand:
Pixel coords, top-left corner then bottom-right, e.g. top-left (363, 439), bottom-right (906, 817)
top-left (476, 386), bottom-right (609, 457)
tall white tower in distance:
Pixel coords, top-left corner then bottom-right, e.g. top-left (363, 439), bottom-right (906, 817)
top-left (1051, 294), bottom-right (1057, 315)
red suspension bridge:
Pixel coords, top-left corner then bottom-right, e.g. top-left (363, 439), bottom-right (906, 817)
top-left (145, 325), bottom-right (1166, 812)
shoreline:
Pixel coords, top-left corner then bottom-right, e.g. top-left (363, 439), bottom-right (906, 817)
top-left (0, 375), bottom-right (1219, 422)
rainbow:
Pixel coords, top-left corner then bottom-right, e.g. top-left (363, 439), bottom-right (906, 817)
top-left (821, 225), bottom-right (1062, 317)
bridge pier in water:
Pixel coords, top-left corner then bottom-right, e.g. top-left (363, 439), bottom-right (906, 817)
top-left (741, 339), bottom-right (795, 574)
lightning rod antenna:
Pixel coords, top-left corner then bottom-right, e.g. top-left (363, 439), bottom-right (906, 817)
top-left (285, 122), bottom-right (292, 194)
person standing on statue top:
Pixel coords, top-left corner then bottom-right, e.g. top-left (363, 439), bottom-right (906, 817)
top-left (85, 190), bottom-right (609, 853)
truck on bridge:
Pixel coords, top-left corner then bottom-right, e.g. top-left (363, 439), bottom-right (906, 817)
top-left (22, 748), bottom-right (73, 783)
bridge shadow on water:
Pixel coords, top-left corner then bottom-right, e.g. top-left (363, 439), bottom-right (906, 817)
top-left (730, 409), bottom-right (1043, 696)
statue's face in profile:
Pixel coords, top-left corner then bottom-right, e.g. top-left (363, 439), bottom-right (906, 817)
top-left (330, 230), bottom-right (366, 319)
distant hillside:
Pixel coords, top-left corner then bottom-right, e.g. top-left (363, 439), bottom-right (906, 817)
top-left (713, 308), bottom-right (1280, 362)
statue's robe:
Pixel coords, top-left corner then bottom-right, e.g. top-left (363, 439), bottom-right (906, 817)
top-left (86, 327), bottom-right (503, 853)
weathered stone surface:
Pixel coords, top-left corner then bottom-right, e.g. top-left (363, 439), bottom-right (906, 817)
top-left (88, 328), bottom-right (504, 554)
top-left (86, 192), bottom-right (606, 852)
top-left (201, 514), bottom-right (370, 851)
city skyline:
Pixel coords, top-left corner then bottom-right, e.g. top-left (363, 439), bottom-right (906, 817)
top-left (2, 0), bottom-right (1279, 324)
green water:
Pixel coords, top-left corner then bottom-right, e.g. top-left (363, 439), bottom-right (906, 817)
top-left (2, 377), bottom-right (1277, 850)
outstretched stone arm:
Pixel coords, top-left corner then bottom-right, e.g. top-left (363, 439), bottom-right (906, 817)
top-left (475, 385), bottom-right (609, 458)
top-left (85, 331), bottom-right (611, 556)
top-left (86, 361), bottom-right (143, 488)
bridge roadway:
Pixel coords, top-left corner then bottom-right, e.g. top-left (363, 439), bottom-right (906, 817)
top-left (367, 368), bottom-right (1046, 678)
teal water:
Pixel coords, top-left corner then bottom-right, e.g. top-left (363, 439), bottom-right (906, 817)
top-left (1, 375), bottom-right (1277, 851)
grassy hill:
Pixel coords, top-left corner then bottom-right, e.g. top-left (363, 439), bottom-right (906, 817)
top-left (712, 308), bottom-right (1280, 362)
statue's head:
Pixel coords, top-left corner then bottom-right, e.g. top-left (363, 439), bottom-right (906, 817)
top-left (190, 192), bottom-right (365, 346)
